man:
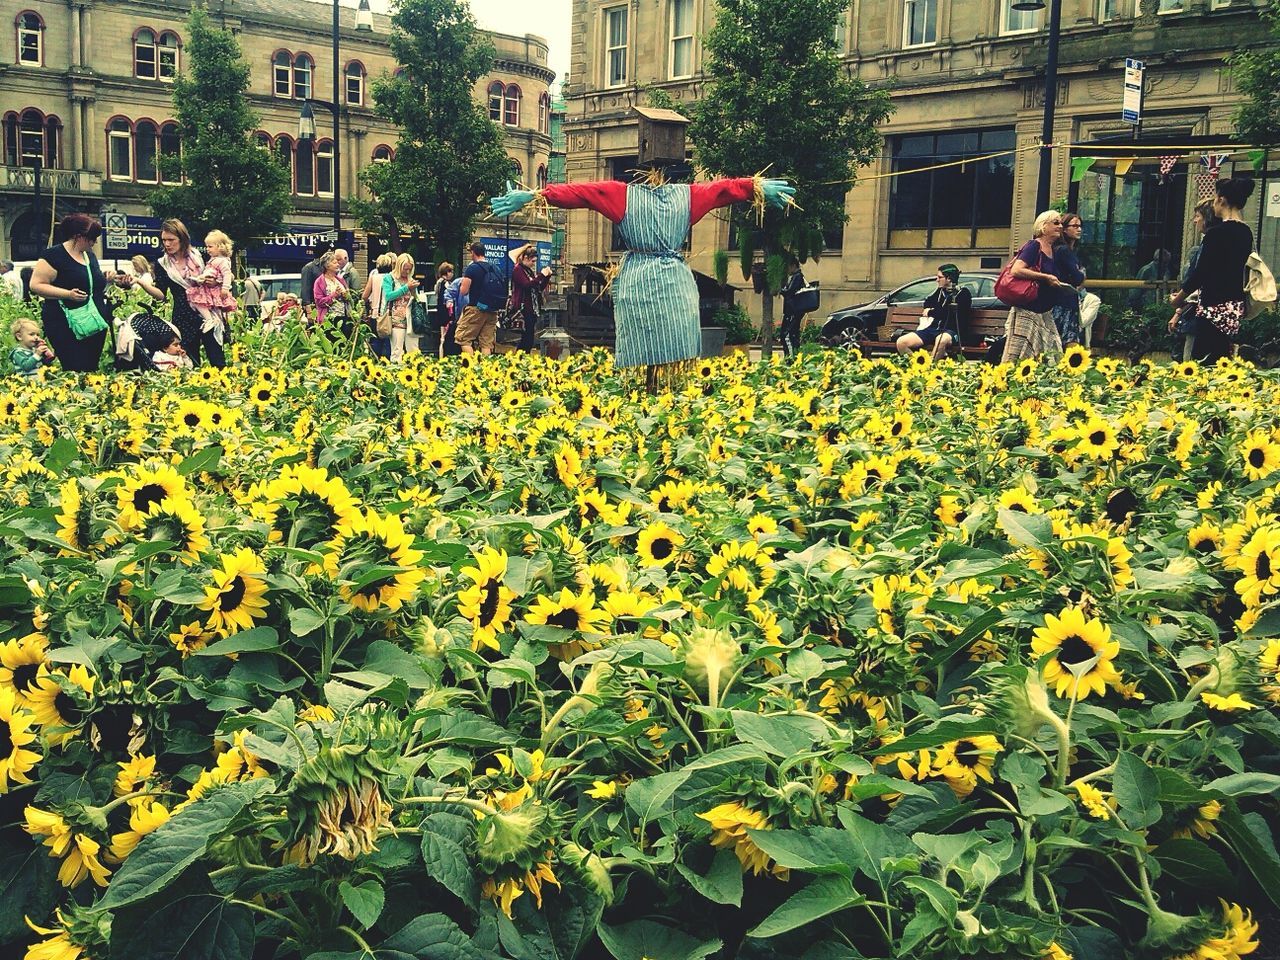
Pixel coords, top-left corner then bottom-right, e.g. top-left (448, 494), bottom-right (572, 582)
top-left (299, 241), bottom-right (331, 316)
top-left (0, 260), bottom-right (21, 299)
top-left (1130, 249), bottom-right (1172, 309)
top-left (241, 273), bottom-right (263, 323)
top-left (456, 241), bottom-right (505, 355)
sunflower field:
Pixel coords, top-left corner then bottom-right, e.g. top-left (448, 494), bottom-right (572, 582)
top-left (2, 339), bottom-right (1280, 960)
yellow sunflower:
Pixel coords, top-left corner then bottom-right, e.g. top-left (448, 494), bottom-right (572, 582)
top-left (1077, 417), bottom-right (1119, 460)
top-left (139, 496), bottom-right (210, 563)
top-left (322, 509), bottom-right (426, 613)
top-left (199, 547), bottom-right (270, 634)
top-left (0, 686), bottom-right (41, 792)
top-left (115, 463), bottom-right (187, 531)
top-left (458, 547), bottom-right (517, 652)
top-left (55, 478), bottom-right (93, 555)
top-left (1060, 344), bottom-right (1090, 374)
top-left (1187, 522), bottom-right (1222, 556)
top-left (525, 587), bottom-right (608, 659)
top-left (637, 520), bottom-right (685, 568)
top-left (1241, 430), bottom-right (1280, 481)
top-left (698, 801), bottom-right (787, 878)
top-left (1030, 606), bottom-right (1122, 699)
top-left (24, 808), bottom-right (111, 889)
top-left (108, 799), bottom-right (171, 862)
top-left (26, 665), bottom-right (94, 745)
top-left (0, 632), bottom-right (49, 708)
top-left (1234, 525), bottom-right (1280, 606)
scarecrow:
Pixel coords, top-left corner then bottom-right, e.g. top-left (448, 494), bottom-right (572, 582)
top-left (490, 174), bottom-right (795, 385)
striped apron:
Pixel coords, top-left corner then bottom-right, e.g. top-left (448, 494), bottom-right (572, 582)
top-left (612, 183), bottom-right (701, 368)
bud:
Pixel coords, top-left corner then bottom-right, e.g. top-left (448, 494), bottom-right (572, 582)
top-left (408, 618), bottom-right (450, 658)
top-left (560, 842), bottom-right (614, 904)
top-left (475, 802), bottom-right (553, 873)
top-left (680, 625), bottom-right (741, 709)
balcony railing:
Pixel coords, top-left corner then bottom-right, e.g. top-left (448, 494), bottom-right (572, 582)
top-left (1, 165), bottom-right (102, 194)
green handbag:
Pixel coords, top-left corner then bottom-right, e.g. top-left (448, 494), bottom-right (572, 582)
top-left (62, 256), bottom-right (107, 339)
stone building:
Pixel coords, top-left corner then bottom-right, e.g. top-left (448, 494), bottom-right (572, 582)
top-left (563, 0), bottom-right (1276, 317)
top-left (0, 0), bottom-right (556, 272)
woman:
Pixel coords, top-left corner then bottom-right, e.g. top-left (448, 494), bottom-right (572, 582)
top-left (432, 262), bottom-right (455, 358)
top-left (1002, 211), bottom-right (1065, 364)
top-left (896, 264), bottom-right (971, 359)
top-left (30, 213), bottom-right (132, 372)
top-left (362, 253), bottom-right (395, 359)
top-left (779, 259), bottom-right (807, 358)
top-left (1171, 178), bottom-right (1255, 365)
top-left (508, 244), bottom-right (552, 352)
top-left (135, 219), bottom-right (225, 367)
top-left (381, 253), bottom-right (419, 362)
top-left (1052, 213), bottom-right (1086, 347)
top-left (1168, 200), bottom-right (1221, 361)
top-left (313, 251), bottom-right (349, 328)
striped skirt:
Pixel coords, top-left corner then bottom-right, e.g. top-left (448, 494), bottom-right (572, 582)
top-left (1002, 307), bottom-right (1063, 364)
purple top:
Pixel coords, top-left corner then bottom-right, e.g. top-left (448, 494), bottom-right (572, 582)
top-left (1015, 239), bottom-right (1061, 314)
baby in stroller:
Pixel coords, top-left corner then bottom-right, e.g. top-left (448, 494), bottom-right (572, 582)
top-left (115, 308), bottom-right (185, 373)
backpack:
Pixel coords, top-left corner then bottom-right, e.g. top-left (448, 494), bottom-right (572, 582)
top-left (1245, 251), bottom-right (1278, 321)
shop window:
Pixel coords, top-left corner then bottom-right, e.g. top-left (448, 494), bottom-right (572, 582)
top-left (888, 127), bottom-right (1015, 249)
top-left (16, 11), bottom-right (42, 66)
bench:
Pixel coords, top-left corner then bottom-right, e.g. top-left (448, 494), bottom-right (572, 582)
top-left (857, 306), bottom-right (1011, 359)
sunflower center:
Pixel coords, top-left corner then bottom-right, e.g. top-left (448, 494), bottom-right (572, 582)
top-left (1256, 550), bottom-right (1272, 581)
top-left (1250, 448), bottom-right (1266, 469)
top-left (953, 741), bottom-right (982, 768)
top-left (183, 413), bottom-right (200, 427)
top-left (1057, 633), bottom-right (1096, 667)
top-left (1193, 537), bottom-right (1216, 554)
top-left (1089, 431), bottom-right (1107, 446)
top-left (582, 501), bottom-right (600, 522)
top-left (478, 580), bottom-right (501, 626)
top-left (1068, 353), bottom-right (1083, 368)
top-left (12, 663), bottom-right (40, 695)
top-left (546, 608), bottom-right (582, 630)
top-left (219, 575), bottom-right (248, 612)
top-left (132, 483), bottom-right (168, 513)
top-left (54, 691), bottom-right (82, 727)
top-left (0, 722), bottom-right (13, 755)
top-left (649, 536), bottom-right (673, 560)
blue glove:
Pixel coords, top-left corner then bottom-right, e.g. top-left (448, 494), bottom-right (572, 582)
top-left (762, 178), bottom-right (796, 209)
top-left (490, 181), bottom-right (536, 218)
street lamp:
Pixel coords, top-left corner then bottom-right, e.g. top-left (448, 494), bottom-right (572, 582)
top-left (295, 0), bottom-right (372, 240)
top-left (1013, 0), bottom-right (1063, 213)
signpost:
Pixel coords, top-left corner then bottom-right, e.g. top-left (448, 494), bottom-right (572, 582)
top-left (1122, 58), bottom-right (1144, 137)
top-left (103, 213), bottom-right (128, 252)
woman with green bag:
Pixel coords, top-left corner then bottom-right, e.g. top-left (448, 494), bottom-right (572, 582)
top-left (29, 213), bottom-right (131, 372)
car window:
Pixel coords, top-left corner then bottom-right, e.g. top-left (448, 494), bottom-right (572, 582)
top-left (889, 279), bottom-right (936, 304)
top-left (260, 276), bottom-right (302, 300)
top-left (976, 277), bottom-right (996, 298)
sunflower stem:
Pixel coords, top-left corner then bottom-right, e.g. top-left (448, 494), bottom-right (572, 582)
top-left (399, 794), bottom-right (499, 817)
top-left (338, 925), bottom-right (375, 957)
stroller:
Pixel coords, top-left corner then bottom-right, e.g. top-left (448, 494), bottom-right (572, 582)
top-left (114, 308), bottom-right (183, 373)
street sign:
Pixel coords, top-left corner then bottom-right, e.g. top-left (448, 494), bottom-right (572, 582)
top-left (1122, 58), bottom-right (1144, 125)
top-left (104, 212), bottom-right (128, 251)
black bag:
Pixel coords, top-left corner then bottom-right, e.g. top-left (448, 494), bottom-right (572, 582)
top-left (791, 283), bottom-right (820, 315)
top-left (410, 298), bottom-right (431, 336)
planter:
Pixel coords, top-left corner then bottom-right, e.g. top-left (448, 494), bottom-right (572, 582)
top-left (700, 326), bottom-right (727, 358)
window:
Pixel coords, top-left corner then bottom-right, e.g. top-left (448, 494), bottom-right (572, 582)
top-left (832, 8), bottom-right (848, 52)
top-left (4, 109), bottom-right (58, 167)
top-left (135, 28), bottom-right (157, 79)
top-left (295, 138), bottom-right (314, 195)
top-left (511, 159), bottom-right (522, 183)
top-left (160, 121), bottom-right (181, 183)
top-left (1157, 0), bottom-right (1182, 10)
top-left (538, 93), bottom-right (550, 134)
top-left (254, 131), bottom-right (272, 152)
top-left (108, 118), bottom-right (133, 181)
top-left (1098, 0), bottom-right (1125, 19)
top-left (1000, 0), bottom-right (1039, 34)
top-left (372, 144), bottom-right (393, 163)
top-left (293, 54), bottom-right (313, 101)
top-left (158, 32), bottom-right (179, 81)
top-left (904, 0), bottom-right (937, 46)
top-left (274, 135), bottom-right (294, 189)
top-left (317, 140), bottom-right (333, 197)
top-left (345, 61), bottom-right (364, 105)
top-left (488, 81), bottom-right (505, 122)
top-left (536, 164), bottom-right (547, 189)
top-left (670, 0), bottom-right (694, 79)
top-left (16, 11), bottom-right (42, 66)
top-left (605, 7), bottom-right (628, 88)
top-left (504, 84), bottom-right (521, 126)
top-left (135, 120), bottom-right (159, 183)
top-left (273, 52), bottom-right (292, 97)
top-left (888, 127), bottom-right (1016, 249)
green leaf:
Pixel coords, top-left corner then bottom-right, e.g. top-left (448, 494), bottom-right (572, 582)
top-left (421, 813), bottom-right (479, 909)
top-left (1218, 805), bottom-right (1280, 908)
top-left (598, 919), bottom-right (722, 960)
top-left (868, 715), bottom-right (996, 756)
top-left (745, 826), bottom-right (853, 877)
top-left (178, 443), bottom-right (223, 477)
top-left (377, 912), bottom-right (499, 959)
top-left (1153, 768), bottom-right (1211, 805)
top-left (1113, 751), bottom-right (1162, 828)
top-left (44, 437), bottom-right (79, 474)
top-left (425, 712), bottom-right (515, 747)
top-left (748, 875), bottom-right (865, 938)
top-left (836, 809), bottom-right (914, 889)
top-left (1153, 839), bottom-right (1234, 891)
top-left (289, 607), bottom-right (326, 637)
top-left (110, 894), bottom-right (253, 960)
top-left (192, 626), bottom-right (279, 657)
top-left (729, 711), bottom-right (829, 757)
top-left (339, 879), bottom-right (385, 930)
top-left (1206, 773), bottom-right (1280, 797)
top-left (675, 849), bottom-right (743, 906)
top-left (902, 875), bottom-right (958, 922)
top-left (101, 779), bottom-right (272, 909)
top-left (0, 836), bottom-right (57, 943)
top-left (997, 508), bottom-right (1054, 547)
top-left (625, 769), bottom-right (692, 822)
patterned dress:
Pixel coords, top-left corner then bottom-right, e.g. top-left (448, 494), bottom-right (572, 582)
top-left (541, 177), bottom-right (757, 367)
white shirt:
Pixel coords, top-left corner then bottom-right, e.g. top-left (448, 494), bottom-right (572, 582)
top-left (1, 270), bottom-right (21, 298)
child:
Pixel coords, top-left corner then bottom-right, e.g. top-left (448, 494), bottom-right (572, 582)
top-left (151, 331), bottom-right (193, 373)
top-left (10, 318), bottom-right (55, 377)
top-left (187, 230), bottom-right (238, 347)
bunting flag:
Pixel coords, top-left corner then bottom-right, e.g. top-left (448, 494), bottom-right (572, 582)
top-left (1158, 155), bottom-right (1179, 183)
top-left (1248, 149), bottom-right (1267, 171)
top-left (1070, 157), bottom-right (1097, 182)
top-left (1114, 158), bottom-right (1135, 176)
top-left (1195, 153), bottom-right (1229, 200)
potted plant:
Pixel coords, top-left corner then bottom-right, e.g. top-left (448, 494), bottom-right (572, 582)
top-left (707, 303), bottom-right (756, 355)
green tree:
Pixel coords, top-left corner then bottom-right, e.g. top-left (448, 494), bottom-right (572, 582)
top-left (1232, 0), bottom-right (1280, 146)
top-left (149, 6), bottom-right (291, 250)
top-left (354, 0), bottom-right (512, 261)
top-left (689, 0), bottom-right (891, 352)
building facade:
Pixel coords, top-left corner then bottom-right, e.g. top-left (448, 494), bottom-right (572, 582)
top-left (0, 0), bottom-right (556, 271)
top-left (563, 0), bottom-right (1276, 317)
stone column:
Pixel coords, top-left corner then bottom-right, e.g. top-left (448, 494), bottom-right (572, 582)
top-left (69, 2), bottom-right (81, 69)
top-left (81, 4), bottom-right (91, 62)
top-left (67, 95), bottom-right (81, 171)
top-left (350, 128), bottom-right (366, 201)
top-left (81, 98), bottom-right (96, 172)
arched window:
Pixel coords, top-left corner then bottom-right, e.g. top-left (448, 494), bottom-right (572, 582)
top-left (16, 11), bottom-right (42, 66)
top-left (293, 53), bottom-right (313, 100)
top-left (295, 138), bottom-right (314, 195)
top-left (107, 117), bottom-right (133, 181)
top-left (344, 61), bottom-right (365, 105)
top-left (510, 159), bottom-right (522, 183)
top-left (317, 140), bottom-right (334, 197)
top-left (536, 164), bottom-right (547, 190)
top-left (134, 28), bottom-right (157, 79)
top-left (135, 119), bottom-right (159, 183)
top-left (158, 31), bottom-right (180, 81)
top-left (160, 121), bottom-right (181, 183)
top-left (504, 84), bottom-right (521, 126)
top-left (273, 51), bottom-right (292, 97)
top-left (488, 81), bottom-right (505, 122)
top-left (4, 109), bottom-right (58, 167)
top-left (372, 144), bottom-right (393, 163)
top-left (538, 93), bottom-right (550, 134)
top-left (274, 135), bottom-right (294, 190)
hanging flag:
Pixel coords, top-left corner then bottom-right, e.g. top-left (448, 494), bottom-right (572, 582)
top-left (1071, 157), bottom-right (1097, 182)
top-left (1194, 154), bottom-right (1229, 200)
top-left (1158, 155), bottom-right (1179, 184)
top-left (1247, 149), bottom-right (1266, 171)
top-left (1114, 158), bottom-right (1135, 176)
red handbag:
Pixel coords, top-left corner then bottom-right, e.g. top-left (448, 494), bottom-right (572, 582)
top-left (995, 255), bottom-right (1041, 308)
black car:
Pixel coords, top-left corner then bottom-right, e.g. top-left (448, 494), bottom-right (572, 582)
top-left (820, 271), bottom-right (1005, 346)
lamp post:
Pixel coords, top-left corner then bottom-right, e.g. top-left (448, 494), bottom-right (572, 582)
top-left (298, 0), bottom-right (372, 239)
top-left (1013, 0), bottom-right (1063, 213)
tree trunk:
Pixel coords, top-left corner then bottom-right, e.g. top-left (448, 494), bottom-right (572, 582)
top-left (760, 289), bottom-right (775, 359)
